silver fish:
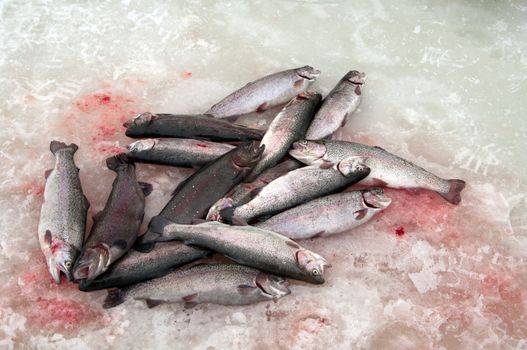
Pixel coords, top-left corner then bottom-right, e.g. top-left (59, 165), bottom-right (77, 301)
top-left (73, 155), bottom-right (151, 285)
top-left (256, 188), bottom-right (391, 239)
top-left (290, 140), bottom-right (466, 204)
top-left (126, 138), bottom-right (235, 167)
top-left (305, 71), bottom-right (366, 140)
top-left (206, 159), bottom-right (303, 221)
top-left (205, 66), bottom-right (321, 118)
top-left (103, 264), bottom-right (291, 309)
top-left (150, 218), bottom-right (330, 284)
top-left (38, 141), bottom-right (89, 283)
top-left (79, 241), bottom-right (209, 291)
top-left (219, 157), bottom-right (370, 224)
top-left (246, 92), bottom-right (321, 180)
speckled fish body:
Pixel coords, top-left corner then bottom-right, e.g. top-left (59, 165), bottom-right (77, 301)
top-left (38, 141), bottom-right (89, 283)
top-left (73, 155), bottom-right (150, 285)
top-left (205, 66), bottom-right (320, 118)
top-left (246, 92), bottom-right (321, 180)
top-left (103, 264), bottom-right (291, 309)
top-left (256, 188), bottom-right (391, 239)
top-left (123, 113), bottom-right (264, 141)
top-left (305, 71), bottom-right (366, 140)
top-left (135, 142), bottom-right (264, 250)
top-left (219, 157), bottom-right (370, 224)
top-left (290, 140), bottom-right (466, 204)
top-left (79, 241), bottom-right (209, 291)
top-left (126, 138), bottom-right (235, 167)
top-left (150, 219), bottom-right (330, 284)
top-left (206, 159), bottom-right (303, 221)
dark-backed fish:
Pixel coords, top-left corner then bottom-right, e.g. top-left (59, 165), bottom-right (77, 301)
top-left (73, 155), bottom-right (151, 285)
top-left (123, 113), bottom-right (263, 141)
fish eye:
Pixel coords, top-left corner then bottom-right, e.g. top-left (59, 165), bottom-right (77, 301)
top-left (312, 269), bottom-right (320, 276)
top-left (64, 261), bottom-right (72, 268)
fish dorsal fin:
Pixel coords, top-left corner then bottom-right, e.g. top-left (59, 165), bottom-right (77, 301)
top-left (373, 146), bottom-right (386, 152)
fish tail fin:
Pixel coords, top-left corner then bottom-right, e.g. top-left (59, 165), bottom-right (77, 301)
top-left (106, 153), bottom-right (133, 172)
top-left (440, 179), bottom-right (466, 205)
top-left (103, 288), bottom-right (125, 309)
top-left (50, 140), bottom-right (78, 155)
top-left (149, 216), bottom-right (175, 236)
top-left (219, 206), bottom-right (247, 225)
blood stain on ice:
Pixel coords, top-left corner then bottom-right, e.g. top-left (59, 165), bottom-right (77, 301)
top-left (181, 71), bottom-right (193, 79)
top-left (395, 226), bottom-right (405, 237)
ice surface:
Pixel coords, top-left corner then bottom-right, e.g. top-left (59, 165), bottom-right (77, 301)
top-left (1, 0), bottom-right (526, 349)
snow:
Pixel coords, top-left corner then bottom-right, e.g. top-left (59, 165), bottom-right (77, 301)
top-left (1, 0), bottom-right (526, 349)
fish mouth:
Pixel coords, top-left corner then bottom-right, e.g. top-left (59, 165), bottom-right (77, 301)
top-left (256, 273), bottom-right (291, 298)
top-left (126, 139), bottom-right (157, 153)
top-left (345, 71), bottom-right (366, 85)
top-left (233, 142), bottom-right (265, 167)
top-left (296, 66), bottom-right (321, 81)
top-left (289, 140), bottom-right (327, 164)
top-left (72, 245), bottom-right (110, 284)
top-left (362, 188), bottom-right (392, 209)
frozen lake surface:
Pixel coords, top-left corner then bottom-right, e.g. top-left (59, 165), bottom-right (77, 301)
top-left (1, 1), bottom-right (526, 349)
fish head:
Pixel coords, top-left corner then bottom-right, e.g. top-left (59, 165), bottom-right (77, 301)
top-left (126, 139), bottom-right (157, 153)
top-left (123, 112), bottom-right (154, 131)
top-left (362, 188), bottom-right (392, 210)
top-left (295, 249), bottom-right (331, 284)
top-left (48, 241), bottom-right (79, 283)
top-left (344, 71), bottom-right (366, 85)
top-left (295, 66), bottom-right (321, 81)
top-left (289, 140), bottom-right (327, 165)
top-left (337, 156), bottom-right (370, 177)
top-left (256, 272), bottom-right (291, 299)
top-left (232, 141), bottom-right (265, 167)
top-left (72, 245), bottom-right (110, 284)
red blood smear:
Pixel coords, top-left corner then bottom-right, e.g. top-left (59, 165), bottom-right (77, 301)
top-left (196, 143), bottom-right (208, 148)
top-left (181, 71), bottom-right (192, 79)
top-left (30, 298), bottom-right (102, 332)
top-left (22, 181), bottom-right (45, 197)
top-left (395, 226), bottom-right (405, 237)
top-left (98, 145), bottom-right (126, 156)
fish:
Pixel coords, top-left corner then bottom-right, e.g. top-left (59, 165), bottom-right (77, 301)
top-left (150, 218), bottom-right (330, 284)
top-left (206, 159), bottom-right (303, 221)
top-left (289, 140), bottom-right (466, 204)
top-left (123, 113), bottom-right (264, 141)
top-left (72, 154), bottom-right (152, 285)
top-left (126, 138), bottom-right (235, 168)
top-left (245, 92), bottom-right (321, 181)
top-left (205, 66), bottom-right (321, 118)
top-left (103, 264), bottom-right (291, 309)
top-left (256, 188), bottom-right (391, 239)
top-left (219, 156), bottom-right (371, 224)
top-left (38, 141), bottom-right (90, 283)
top-left (79, 241), bottom-right (209, 291)
top-left (305, 71), bottom-right (366, 140)
top-left (135, 141), bottom-right (264, 251)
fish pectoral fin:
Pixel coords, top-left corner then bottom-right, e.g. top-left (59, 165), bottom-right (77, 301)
top-left (318, 161), bottom-right (335, 169)
top-left (182, 293), bottom-right (198, 308)
top-left (256, 102), bottom-right (268, 113)
top-left (237, 284), bottom-right (257, 295)
top-left (286, 240), bottom-right (300, 249)
top-left (145, 299), bottom-right (163, 309)
top-left (353, 208), bottom-right (368, 220)
top-left (44, 230), bottom-right (52, 245)
top-left (138, 182), bottom-right (153, 197)
top-left (225, 255), bottom-right (245, 265)
top-left (373, 146), bottom-right (386, 152)
top-left (111, 240), bottom-right (128, 252)
top-left (44, 169), bottom-right (52, 179)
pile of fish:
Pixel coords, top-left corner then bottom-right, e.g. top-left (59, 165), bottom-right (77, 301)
top-left (37, 66), bottom-right (466, 309)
